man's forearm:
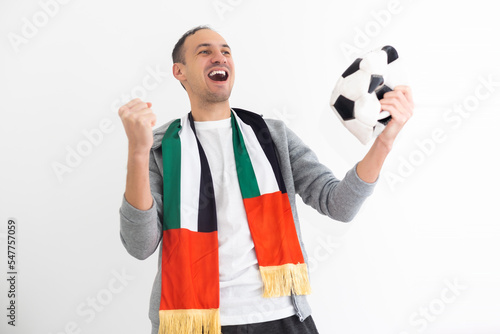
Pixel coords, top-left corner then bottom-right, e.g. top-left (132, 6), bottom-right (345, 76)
top-left (356, 137), bottom-right (392, 183)
top-left (124, 150), bottom-right (154, 211)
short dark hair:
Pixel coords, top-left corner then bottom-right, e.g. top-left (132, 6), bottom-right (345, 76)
top-left (172, 25), bottom-right (213, 64)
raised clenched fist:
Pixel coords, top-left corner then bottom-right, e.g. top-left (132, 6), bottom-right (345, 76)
top-left (118, 98), bottom-right (157, 155)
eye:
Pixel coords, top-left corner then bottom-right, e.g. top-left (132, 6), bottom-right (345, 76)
top-left (222, 50), bottom-right (231, 55)
top-left (199, 50), bottom-right (209, 54)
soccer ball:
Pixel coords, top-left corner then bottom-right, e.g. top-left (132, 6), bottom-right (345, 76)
top-left (330, 45), bottom-right (404, 144)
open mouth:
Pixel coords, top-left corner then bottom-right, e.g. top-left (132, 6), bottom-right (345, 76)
top-left (208, 70), bottom-right (228, 82)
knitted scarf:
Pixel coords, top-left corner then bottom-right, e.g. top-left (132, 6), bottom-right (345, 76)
top-left (159, 108), bottom-right (311, 334)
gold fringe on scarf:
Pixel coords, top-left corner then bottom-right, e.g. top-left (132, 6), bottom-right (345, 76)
top-left (259, 263), bottom-right (312, 298)
top-left (158, 308), bottom-right (221, 334)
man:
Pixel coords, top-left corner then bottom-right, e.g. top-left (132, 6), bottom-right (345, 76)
top-left (118, 26), bottom-right (414, 334)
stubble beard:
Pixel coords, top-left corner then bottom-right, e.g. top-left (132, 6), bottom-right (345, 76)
top-left (198, 86), bottom-right (231, 106)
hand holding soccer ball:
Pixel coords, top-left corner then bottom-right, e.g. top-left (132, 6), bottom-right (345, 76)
top-left (330, 46), bottom-right (413, 145)
top-left (377, 85), bottom-right (414, 149)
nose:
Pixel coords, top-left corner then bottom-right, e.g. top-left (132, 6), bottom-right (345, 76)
top-left (212, 50), bottom-right (227, 64)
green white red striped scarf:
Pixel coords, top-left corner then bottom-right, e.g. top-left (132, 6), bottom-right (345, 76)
top-left (159, 108), bottom-right (311, 334)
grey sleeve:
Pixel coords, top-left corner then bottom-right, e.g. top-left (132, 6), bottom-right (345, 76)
top-left (119, 148), bottom-right (163, 260)
top-left (287, 126), bottom-right (378, 222)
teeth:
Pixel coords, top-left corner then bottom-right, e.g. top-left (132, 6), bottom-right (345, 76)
top-left (209, 70), bottom-right (226, 76)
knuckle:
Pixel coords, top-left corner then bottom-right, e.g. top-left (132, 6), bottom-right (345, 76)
top-left (118, 106), bottom-right (128, 115)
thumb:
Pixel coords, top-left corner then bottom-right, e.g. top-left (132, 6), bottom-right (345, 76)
top-left (146, 102), bottom-right (152, 108)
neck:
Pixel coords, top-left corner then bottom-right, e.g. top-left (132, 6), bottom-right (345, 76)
top-left (190, 100), bottom-right (231, 122)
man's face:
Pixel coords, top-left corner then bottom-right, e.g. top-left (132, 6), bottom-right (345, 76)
top-left (177, 29), bottom-right (235, 104)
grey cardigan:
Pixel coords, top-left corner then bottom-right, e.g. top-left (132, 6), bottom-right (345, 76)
top-left (119, 116), bottom-right (378, 333)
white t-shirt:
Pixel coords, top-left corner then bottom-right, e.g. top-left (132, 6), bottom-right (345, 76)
top-left (194, 117), bottom-right (296, 326)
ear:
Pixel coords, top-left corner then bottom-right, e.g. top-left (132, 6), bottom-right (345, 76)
top-left (172, 63), bottom-right (186, 82)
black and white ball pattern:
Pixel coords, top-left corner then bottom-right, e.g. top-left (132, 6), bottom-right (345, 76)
top-left (330, 45), bottom-right (403, 144)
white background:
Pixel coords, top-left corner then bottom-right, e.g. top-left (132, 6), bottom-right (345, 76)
top-left (1, 0), bottom-right (499, 333)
